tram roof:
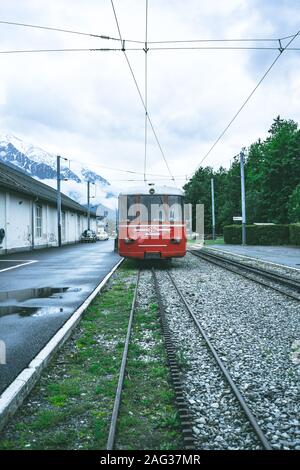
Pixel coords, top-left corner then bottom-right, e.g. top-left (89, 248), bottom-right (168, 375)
top-left (119, 185), bottom-right (184, 197)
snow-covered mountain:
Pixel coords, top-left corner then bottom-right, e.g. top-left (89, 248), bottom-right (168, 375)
top-left (0, 134), bottom-right (117, 216)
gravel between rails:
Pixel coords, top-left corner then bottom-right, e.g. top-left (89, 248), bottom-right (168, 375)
top-left (154, 269), bottom-right (261, 450)
top-left (164, 253), bottom-right (300, 450)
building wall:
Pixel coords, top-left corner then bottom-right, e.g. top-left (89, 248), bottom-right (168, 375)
top-left (0, 189), bottom-right (97, 254)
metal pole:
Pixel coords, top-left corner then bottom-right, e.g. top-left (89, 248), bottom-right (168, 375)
top-left (87, 181), bottom-right (90, 230)
top-left (57, 155), bottom-right (62, 247)
top-left (240, 150), bottom-right (247, 245)
top-left (211, 178), bottom-right (216, 240)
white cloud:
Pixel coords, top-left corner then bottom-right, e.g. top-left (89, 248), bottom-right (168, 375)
top-left (0, 0), bottom-right (300, 189)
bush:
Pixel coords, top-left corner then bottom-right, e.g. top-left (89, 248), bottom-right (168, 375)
top-left (223, 224), bottom-right (290, 245)
top-left (244, 225), bottom-right (259, 245)
top-left (223, 225), bottom-right (242, 244)
top-left (289, 224), bottom-right (300, 245)
top-left (254, 224), bottom-right (289, 245)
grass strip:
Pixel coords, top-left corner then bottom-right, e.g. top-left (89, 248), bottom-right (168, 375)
top-left (0, 260), bottom-right (182, 450)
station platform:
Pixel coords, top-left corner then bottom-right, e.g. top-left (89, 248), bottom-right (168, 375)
top-left (203, 244), bottom-right (300, 270)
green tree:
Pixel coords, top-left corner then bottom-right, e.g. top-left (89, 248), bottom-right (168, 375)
top-left (183, 166), bottom-right (214, 233)
top-left (184, 116), bottom-right (300, 235)
top-left (288, 183), bottom-right (300, 222)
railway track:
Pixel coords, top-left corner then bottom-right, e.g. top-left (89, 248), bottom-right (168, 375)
top-left (108, 254), bottom-right (297, 450)
top-left (106, 268), bottom-right (195, 450)
top-left (106, 270), bottom-right (140, 450)
top-left (153, 266), bottom-right (273, 450)
top-left (190, 249), bottom-right (300, 301)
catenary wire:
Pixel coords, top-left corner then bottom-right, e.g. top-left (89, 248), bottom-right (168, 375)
top-left (0, 19), bottom-right (143, 43)
top-left (147, 35), bottom-right (298, 44)
top-left (1, 20), bottom-right (297, 46)
top-left (110, 0), bottom-right (176, 184)
top-left (198, 29), bottom-right (300, 167)
top-left (0, 47), bottom-right (141, 54)
top-left (64, 155), bottom-right (182, 178)
top-left (2, 45), bottom-right (300, 55)
top-left (147, 46), bottom-right (300, 51)
top-left (2, 16), bottom-right (299, 176)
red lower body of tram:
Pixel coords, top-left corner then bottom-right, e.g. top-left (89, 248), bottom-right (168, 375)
top-left (118, 222), bottom-right (186, 259)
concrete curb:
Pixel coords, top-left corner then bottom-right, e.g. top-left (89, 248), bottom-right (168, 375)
top-left (0, 257), bottom-right (123, 432)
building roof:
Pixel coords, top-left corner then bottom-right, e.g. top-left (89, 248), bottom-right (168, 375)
top-left (119, 184), bottom-right (184, 197)
top-left (0, 161), bottom-right (95, 216)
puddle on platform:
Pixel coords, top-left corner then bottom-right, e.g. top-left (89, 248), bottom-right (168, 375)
top-left (0, 286), bottom-right (82, 318)
top-left (0, 287), bottom-right (69, 303)
top-left (0, 306), bottom-right (64, 317)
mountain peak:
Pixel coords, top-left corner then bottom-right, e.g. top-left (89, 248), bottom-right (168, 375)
top-left (0, 132), bottom-right (115, 211)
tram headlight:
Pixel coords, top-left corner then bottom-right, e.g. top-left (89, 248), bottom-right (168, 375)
top-left (170, 238), bottom-right (181, 244)
top-left (124, 238), bottom-right (135, 244)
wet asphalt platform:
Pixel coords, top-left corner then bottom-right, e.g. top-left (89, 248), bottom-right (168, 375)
top-left (0, 240), bottom-right (120, 394)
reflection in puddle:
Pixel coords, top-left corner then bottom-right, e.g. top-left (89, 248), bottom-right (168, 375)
top-left (0, 306), bottom-right (63, 317)
top-left (0, 286), bottom-right (83, 318)
top-left (0, 287), bottom-right (69, 303)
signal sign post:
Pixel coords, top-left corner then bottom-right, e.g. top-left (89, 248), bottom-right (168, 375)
top-left (240, 150), bottom-right (247, 245)
top-left (211, 178), bottom-right (216, 240)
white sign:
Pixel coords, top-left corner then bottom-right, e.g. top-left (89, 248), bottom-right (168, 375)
top-left (233, 216), bottom-right (242, 221)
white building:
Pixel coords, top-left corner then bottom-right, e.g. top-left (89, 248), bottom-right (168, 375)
top-left (0, 161), bottom-right (97, 254)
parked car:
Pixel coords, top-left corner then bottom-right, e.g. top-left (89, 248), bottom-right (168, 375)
top-left (81, 229), bottom-right (97, 243)
top-left (97, 229), bottom-right (109, 241)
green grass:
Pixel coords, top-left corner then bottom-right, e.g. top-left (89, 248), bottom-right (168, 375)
top-left (115, 298), bottom-right (182, 450)
top-left (204, 237), bottom-right (224, 245)
top-left (0, 265), bottom-right (136, 450)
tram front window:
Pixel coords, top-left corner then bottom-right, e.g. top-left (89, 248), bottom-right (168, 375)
top-left (125, 195), bottom-right (183, 223)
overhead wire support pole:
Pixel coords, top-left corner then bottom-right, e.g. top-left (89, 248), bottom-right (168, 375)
top-left (87, 181), bottom-right (91, 230)
top-left (57, 156), bottom-right (62, 247)
top-left (144, 0), bottom-right (149, 183)
top-left (56, 155), bottom-right (68, 247)
top-left (211, 178), bottom-right (216, 240)
top-left (240, 150), bottom-right (247, 246)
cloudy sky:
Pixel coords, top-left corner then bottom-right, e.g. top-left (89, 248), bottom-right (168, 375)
top-left (0, 0), bottom-right (300, 189)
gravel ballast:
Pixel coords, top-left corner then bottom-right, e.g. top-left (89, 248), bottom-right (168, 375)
top-left (155, 252), bottom-right (300, 450)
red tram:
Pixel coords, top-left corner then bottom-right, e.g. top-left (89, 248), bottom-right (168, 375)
top-left (117, 185), bottom-right (186, 259)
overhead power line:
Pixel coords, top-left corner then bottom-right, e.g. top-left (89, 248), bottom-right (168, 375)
top-left (2, 45), bottom-right (300, 55)
top-left (148, 46), bottom-right (300, 51)
top-left (68, 156), bottom-right (179, 178)
top-left (0, 47), bottom-right (139, 54)
top-left (198, 29), bottom-right (300, 167)
top-left (110, 0), bottom-right (175, 184)
top-left (147, 34), bottom-right (299, 44)
top-left (1, 20), bottom-right (297, 47)
top-left (0, 19), bottom-right (143, 43)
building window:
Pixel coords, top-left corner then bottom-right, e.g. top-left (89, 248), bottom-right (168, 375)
top-left (35, 204), bottom-right (42, 238)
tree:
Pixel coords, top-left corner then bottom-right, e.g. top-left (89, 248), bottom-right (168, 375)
top-left (288, 183), bottom-right (300, 222)
top-left (184, 116), bottom-right (300, 234)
